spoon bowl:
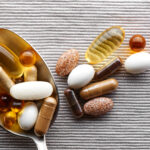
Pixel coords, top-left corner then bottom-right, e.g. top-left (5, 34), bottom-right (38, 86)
top-left (0, 28), bottom-right (59, 150)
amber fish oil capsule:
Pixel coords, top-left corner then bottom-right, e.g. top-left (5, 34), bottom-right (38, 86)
top-left (94, 57), bottom-right (123, 81)
top-left (0, 44), bottom-right (23, 78)
top-left (34, 97), bottom-right (57, 136)
top-left (80, 78), bottom-right (118, 100)
top-left (3, 111), bottom-right (17, 128)
top-left (64, 88), bottom-right (84, 118)
top-left (19, 50), bottom-right (36, 67)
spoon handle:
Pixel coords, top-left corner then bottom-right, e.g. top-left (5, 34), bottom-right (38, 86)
top-left (33, 135), bottom-right (48, 150)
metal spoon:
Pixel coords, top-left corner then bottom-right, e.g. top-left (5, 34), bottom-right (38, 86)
top-left (0, 28), bottom-right (59, 150)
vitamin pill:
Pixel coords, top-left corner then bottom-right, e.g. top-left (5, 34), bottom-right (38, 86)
top-left (85, 26), bottom-right (125, 64)
top-left (56, 49), bottom-right (79, 76)
top-left (3, 111), bottom-right (17, 128)
top-left (34, 97), bottom-right (57, 136)
top-left (80, 78), bottom-right (118, 100)
top-left (0, 44), bottom-right (23, 78)
top-left (19, 50), bottom-right (36, 67)
top-left (0, 28), bottom-right (35, 56)
top-left (125, 52), bottom-right (150, 74)
top-left (83, 97), bottom-right (113, 116)
top-left (0, 94), bottom-right (12, 112)
top-left (64, 88), bottom-right (84, 118)
top-left (94, 57), bottom-right (123, 81)
top-left (18, 102), bottom-right (38, 131)
top-left (24, 65), bottom-right (37, 81)
top-left (0, 66), bottom-right (14, 93)
top-left (129, 35), bottom-right (146, 52)
top-left (11, 100), bottom-right (24, 113)
top-left (10, 81), bottom-right (53, 100)
top-left (68, 64), bottom-right (95, 89)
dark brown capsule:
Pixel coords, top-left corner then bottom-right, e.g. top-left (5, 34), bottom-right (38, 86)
top-left (94, 57), bottom-right (123, 81)
top-left (64, 88), bottom-right (84, 118)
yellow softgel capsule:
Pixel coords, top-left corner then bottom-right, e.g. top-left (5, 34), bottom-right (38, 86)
top-left (85, 26), bottom-right (125, 64)
top-left (0, 44), bottom-right (24, 78)
top-left (3, 111), bottom-right (17, 128)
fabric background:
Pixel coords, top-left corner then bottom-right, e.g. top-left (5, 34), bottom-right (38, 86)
top-left (0, 0), bottom-right (150, 149)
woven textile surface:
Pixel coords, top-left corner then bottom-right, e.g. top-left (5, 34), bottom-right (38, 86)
top-left (0, 0), bottom-right (150, 149)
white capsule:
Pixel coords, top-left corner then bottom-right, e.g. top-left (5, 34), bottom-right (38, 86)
top-left (125, 52), bottom-right (150, 74)
top-left (18, 102), bottom-right (38, 131)
top-left (10, 81), bottom-right (53, 100)
top-left (68, 64), bottom-right (95, 89)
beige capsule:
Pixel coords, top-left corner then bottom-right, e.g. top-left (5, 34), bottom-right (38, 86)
top-left (80, 78), bottom-right (118, 100)
top-left (24, 65), bottom-right (37, 81)
top-left (34, 97), bottom-right (57, 136)
top-left (0, 66), bottom-right (14, 93)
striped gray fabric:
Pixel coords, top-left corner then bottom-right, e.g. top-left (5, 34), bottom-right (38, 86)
top-left (0, 0), bottom-right (150, 149)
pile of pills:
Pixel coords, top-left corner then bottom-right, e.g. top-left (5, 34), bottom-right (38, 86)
top-left (0, 30), bottom-right (57, 137)
top-left (56, 26), bottom-right (149, 118)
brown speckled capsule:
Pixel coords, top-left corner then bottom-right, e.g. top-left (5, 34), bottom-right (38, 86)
top-left (94, 57), bottom-right (123, 81)
top-left (64, 88), bottom-right (84, 118)
top-left (80, 78), bottom-right (118, 100)
top-left (34, 97), bottom-right (57, 136)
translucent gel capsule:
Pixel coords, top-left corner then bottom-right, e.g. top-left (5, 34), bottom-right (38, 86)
top-left (129, 35), bottom-right (146, 52)
top-left (0, 28), bottom-right (35, 56)
top-left (0, 44), bottom-right (24, 78)
top-left (3, 111), bottom-right (17, 128)
top-left (11, 100), bottom-right (24, 113)
top-left (0, 94), bottom-right (12, 112)
top-left (19, 50), bottom-right (36, 67)
top-left (85, 26), bottom-right (125, 64)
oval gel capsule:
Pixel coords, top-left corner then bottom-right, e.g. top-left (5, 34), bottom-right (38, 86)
top-left (0, 44), bottom-right (23, 78)
top-left (10, 81), bottom-right (53, 100)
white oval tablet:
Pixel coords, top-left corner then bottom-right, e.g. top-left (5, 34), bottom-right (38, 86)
top-left (125, 52), bottom-right (150, 74)
top-left (10, 81), bottom-right (53, 100)
top-left (18, 102), bottom-right (38, 131)
top-left (68, 64), bottom-right (95, 89)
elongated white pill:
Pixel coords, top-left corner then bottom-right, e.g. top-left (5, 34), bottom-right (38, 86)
top-left (10, 81), bottom-right (53, 100)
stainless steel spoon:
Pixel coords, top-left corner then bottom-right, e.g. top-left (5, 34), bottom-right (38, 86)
top-left (0, 28), bottom-right (59, 150)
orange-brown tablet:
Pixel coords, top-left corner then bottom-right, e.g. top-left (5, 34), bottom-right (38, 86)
top-left (34, 97), bottom-right (57, 136)
top-left (80, 78), bottom-right (118, 100)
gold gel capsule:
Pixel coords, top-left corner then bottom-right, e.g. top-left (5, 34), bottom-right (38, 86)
top-left (80, 78), bottom-right (118, 100)
top-left (3, 111), bottom-right (17, 128)
top-left (0, 28), bottom-right (35, 56)
top-left (94, 57), bottom-right (123, 81)
top-left (85, 26), bottom-right (125, 64)
top-left (24, 66), bottom-right (37, 81)
top-left (0, 44), bottom-right (23, 78)
top-left (34, 97), bottom-right (57, 136)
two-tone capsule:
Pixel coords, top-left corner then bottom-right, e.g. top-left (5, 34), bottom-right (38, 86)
top-left (64, 88), bottom-right (84, 118)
